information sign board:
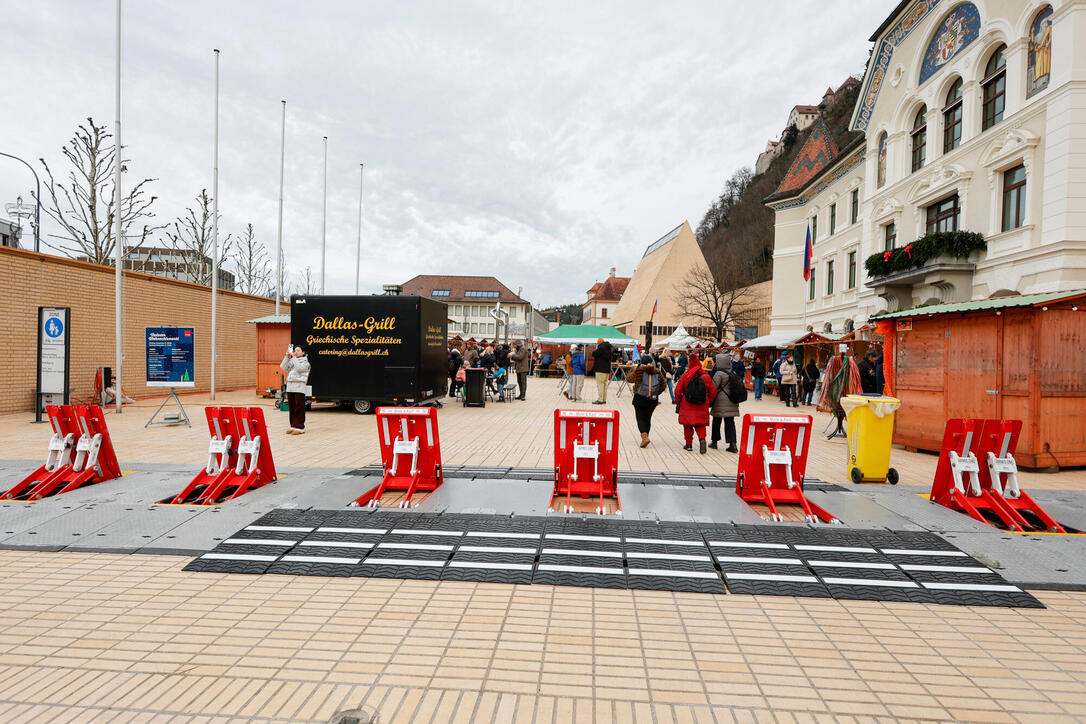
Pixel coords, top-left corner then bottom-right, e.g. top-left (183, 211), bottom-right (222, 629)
top-left (146, 327), bottom-right (195, 387)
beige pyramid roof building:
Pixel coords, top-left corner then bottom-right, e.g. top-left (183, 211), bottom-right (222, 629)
top-left (610, 220), bottom-right (715, 339)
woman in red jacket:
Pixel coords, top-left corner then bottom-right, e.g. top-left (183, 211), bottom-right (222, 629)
top-left (673, 355), bottom-right (717, 454)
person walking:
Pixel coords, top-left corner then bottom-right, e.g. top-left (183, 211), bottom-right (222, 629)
top-left (709, 352), bottom-right (742, 452)
top-left (592, 337), bottom-right (613, 404)
top-left (779, 352), bottom-right (798, 408)
top-left (858, 349), bottom-right (879, 394)
top-left (280, 344), bottom-right (311, 435)
top-left (657, 350), bottom-right (676, 402)
top-left (510, 340), bottom-right (530, 400)
top-left (801, 357), bottom-right (820, 406)
top-left (627, 354), bottom-right (666, 448)
top-left (673, 355), bottom-right (717, 454)
top-left (568, 344), bottom-right (586, 401)
top-left (447, 347), bottom-right (463, 398)
top-left (731, 354), bottom-right (746, 380)
top-left (750, 357), bottom-right (766, 400)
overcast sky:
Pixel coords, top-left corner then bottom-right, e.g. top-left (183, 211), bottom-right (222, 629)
top-left (2, 1), bottom-right (896, 307)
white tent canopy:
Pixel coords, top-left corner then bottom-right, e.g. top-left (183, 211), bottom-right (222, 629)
top-left (651, 323), bottom-right (710, 351)
top-left (740, 331), bottom-right (806, 350)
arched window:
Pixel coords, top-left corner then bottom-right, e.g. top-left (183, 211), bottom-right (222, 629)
top-left (982, 44), bottom-right (1007, 130)
top-left (1027, 6), bottom-right (1053, 97)
top-left (822, 323), bottom-right (833, 333)
top-left (911, 106), bottom-right (927, 172)
top-left (877, 132), bottom-right (887, 188)
top-left (943, 78), bottom-right (963, 152)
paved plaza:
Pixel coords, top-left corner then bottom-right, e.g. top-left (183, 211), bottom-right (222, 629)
top-left (1, 381), bottom-right (1085, 722)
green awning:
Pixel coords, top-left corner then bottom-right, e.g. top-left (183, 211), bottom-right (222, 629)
top-left (246, 314), bottom-right (291, 324)
top-left (871, 290), bottom-right (1086, 320)
top-left (534, 324), bottom-right (638, 346)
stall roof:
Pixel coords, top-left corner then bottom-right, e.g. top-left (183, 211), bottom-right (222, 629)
top-left (246, 314), bottom-right (290, 324)
top-left (794, 331), bottom-right (845, 345)
top-left (534, 324), bottom-right (637, 346)
top-left (871, 290), bottom-right (1086, 320)
top-left (740, 331), bottom-right (807, 350)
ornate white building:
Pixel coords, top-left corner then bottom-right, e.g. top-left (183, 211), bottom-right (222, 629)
top-left (767, 0), bottom-right (1086, 334)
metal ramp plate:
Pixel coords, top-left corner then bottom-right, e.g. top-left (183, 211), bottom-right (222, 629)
top-left (413, 478), bottom-right (548, 516)
top-left (617, 484), bottom-right (764, 525)
top-left (180, 510), bottom-right (1042, 607)
top-left (804, 490), bottom-right (923, 530)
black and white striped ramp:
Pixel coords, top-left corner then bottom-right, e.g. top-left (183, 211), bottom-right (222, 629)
top-left (182, 511), bottom-right (1041, 607)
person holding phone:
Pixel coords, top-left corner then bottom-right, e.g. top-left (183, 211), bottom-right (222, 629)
top-left (281, 343), bottom-right (311, 434)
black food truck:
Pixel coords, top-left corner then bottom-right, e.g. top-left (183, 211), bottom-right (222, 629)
top-left (290, 294), bottom-right (448, 413)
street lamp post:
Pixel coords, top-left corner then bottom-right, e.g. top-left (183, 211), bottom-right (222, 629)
top-left (0, 152), bottom-right (41, 252)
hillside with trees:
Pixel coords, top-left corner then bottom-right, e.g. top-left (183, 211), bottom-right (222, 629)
top-left (697, 79), bottom-right (862, 293)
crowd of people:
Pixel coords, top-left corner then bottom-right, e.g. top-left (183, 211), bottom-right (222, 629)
top-left (447, 340), bottom-right (531, 402)
top-left (445, 337), bottom-right (885, 454)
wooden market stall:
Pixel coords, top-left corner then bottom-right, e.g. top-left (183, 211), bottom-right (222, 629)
top-left (247, 314), bottom-right (290, 397)
top-left (873, 290), bottom-right (1086, 468)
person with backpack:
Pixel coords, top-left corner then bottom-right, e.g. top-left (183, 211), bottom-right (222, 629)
top-left (673, 354), bottom-right (717, 454)
top-left (566, 344), bottom-right (586, 401)
top-left (626, 354), bottom-right (666, 448)
top-left (709, 352), bottom-right (745, 452)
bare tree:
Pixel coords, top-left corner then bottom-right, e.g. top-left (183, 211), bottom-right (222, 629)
top-left (38, 117), bottom-right (160, 264)
top-left (164, 189), bottom-right (233, 287)
top-left (298, 266), bottom-right (314, 294)
top-left (231, 223), bottom-right (271, 296)
top-left (673, 263), bottom-right (760, 341)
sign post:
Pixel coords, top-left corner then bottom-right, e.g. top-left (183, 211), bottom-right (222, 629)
top-left (35, 307), bottom-right (70, 423)
top-left (145, 326), bottom-right (195, 427)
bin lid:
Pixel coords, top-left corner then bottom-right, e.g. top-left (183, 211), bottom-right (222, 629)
top-left (841, 394), bottom-right (900, 418)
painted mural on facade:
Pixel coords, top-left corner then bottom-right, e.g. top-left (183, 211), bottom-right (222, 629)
top-left (854, 0), bottom-right (941, 131)
top-left (919, 3), bottom-right (981, 85)
top-left (1027, 5), bottom-right (1053, 97)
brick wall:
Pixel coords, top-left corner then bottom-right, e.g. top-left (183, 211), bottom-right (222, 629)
top-left (0, 246), bottom-right (287, 414)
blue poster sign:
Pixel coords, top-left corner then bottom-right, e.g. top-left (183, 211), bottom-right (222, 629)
top-left (146, 327), bottom-right (196, 388)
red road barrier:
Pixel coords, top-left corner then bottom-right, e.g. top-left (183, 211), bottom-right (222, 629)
top-left (169, 407), bottom-right (276, 505)
top-left (931, 418), bottom-right (1068, 532)
top-left (2, 405), bottom-right (121, 501)
top-left (551, 408), bottom-right (620, 515)
top-left (736, 413), bottom-right (839, 524)
top-left (352, 406), bottom-right (443, 508)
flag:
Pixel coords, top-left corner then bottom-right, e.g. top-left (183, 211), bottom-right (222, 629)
top-left (802, 223), bottom-right (813, 282)
top-left (649, 299), bottom-right (658, 321)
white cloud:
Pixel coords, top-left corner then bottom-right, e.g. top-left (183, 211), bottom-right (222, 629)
top-left (1, 0), bottom-right (896, 307)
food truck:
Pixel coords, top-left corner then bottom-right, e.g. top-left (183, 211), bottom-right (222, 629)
top-left (290, 294), bottom-right (448, 413)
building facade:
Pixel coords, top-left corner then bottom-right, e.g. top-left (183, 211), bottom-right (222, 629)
top-left (401, 274), bottom-right (546, 340)
top-left (767, 0), bottom-right (1086, 334)
top-left (581, 268), bottom-right (630, 325)
top-left (118, 246), bottom-right (236, 290)
top-left (610, 221), bottom-right (722, 340)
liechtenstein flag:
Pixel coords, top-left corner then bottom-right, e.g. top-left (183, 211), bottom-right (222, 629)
top-left (802, 223), bottom-right (813, 281)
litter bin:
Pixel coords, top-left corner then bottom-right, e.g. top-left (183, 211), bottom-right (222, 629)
top-left (841, 394), bottom-right (901, 484)
top-left (463, 367), bottom-right (486, 408)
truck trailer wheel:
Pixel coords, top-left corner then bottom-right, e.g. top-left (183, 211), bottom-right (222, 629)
top-left (353, 399), bottom-right (374, 415)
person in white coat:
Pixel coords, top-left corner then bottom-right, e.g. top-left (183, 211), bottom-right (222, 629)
top-left (280, 344), bottom-right (311, 434)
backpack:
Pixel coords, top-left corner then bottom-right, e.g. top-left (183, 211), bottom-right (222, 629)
top-left (683, 372), bottom-right (707, 405)
top-left (726, 370), bottom-right (748, 404)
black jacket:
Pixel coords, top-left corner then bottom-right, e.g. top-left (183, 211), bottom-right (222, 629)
top-left (751, 361), bottom-right (766, 378)
top-left (592, 341), bottom-right (613, 376)
top-left (858, 358), bottom-right (878, 394)
top-left (447, 352), bottom-right (463, 375)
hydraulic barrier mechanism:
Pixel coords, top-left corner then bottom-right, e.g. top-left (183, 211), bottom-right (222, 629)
top-left (351, 406), bottom-right (443, 508)
top-left (2, 405), bottom-right (121, 501)
top-left (930, 418), bottom-right (1070, 533)
top-left (167, 406), bottom-right (277, 505)
top-left (735, 414), bottom-right (839, 524)
top-left (551, 408), bottom-right (620, 515)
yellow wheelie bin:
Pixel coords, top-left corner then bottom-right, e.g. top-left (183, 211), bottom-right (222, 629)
top-left (841, 394), bottom-right (901, 484)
